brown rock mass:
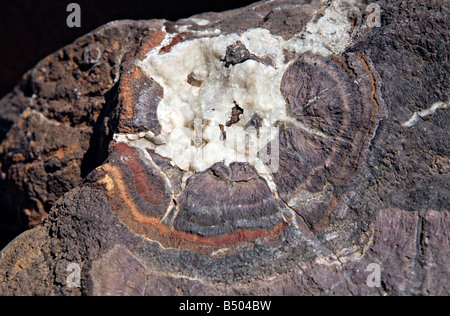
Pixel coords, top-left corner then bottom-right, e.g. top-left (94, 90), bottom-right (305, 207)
top-left (0, 0), bottom-right (448, 296)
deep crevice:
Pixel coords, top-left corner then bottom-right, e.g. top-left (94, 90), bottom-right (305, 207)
top-left (80, 81), bottom-right (120, 178)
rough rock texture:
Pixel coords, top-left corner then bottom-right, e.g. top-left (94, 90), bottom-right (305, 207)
top-left (0, 20), bottom-right (169, 239)
top-left (0, 0), bottom-right (448, 296)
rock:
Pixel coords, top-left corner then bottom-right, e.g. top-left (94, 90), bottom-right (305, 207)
top-left (0, 0), bottom-right (448, 295)
top-left (0, 20), bottom-right (168, 236)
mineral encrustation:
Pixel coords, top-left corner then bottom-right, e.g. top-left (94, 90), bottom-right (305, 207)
top-left (0, 0), bottom-right (448, 296)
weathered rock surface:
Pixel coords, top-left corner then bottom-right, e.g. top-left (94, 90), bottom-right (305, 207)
top-left (0, 0), bottom-right (448, 295)
top-left (0, 20), bottom-right (166, 236)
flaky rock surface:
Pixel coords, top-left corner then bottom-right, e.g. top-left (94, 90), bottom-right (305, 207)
top-left (0, 0), bottom-right (448, 295)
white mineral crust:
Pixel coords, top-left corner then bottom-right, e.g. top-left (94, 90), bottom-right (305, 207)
top-left (114, 0), bottom-right (361, 180)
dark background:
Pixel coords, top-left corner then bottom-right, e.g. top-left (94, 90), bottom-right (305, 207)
top-left (0, 0), bottom-right (257, 99)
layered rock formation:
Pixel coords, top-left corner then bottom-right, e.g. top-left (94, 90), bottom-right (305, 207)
top-left (0, 0), bottom-right (448, 295)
